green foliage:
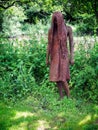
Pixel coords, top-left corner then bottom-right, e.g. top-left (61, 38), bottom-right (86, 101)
top-left (0, 22), bottom-right (50, 102)
top-left (70, 41), bottom-right (98, 103)
top-left (2, 6), bottom-right (26, 37)
top-left (23, 0), bottom-right (62, 24)
top-left (75, 14), bottom-right (98, 35)
top-left (0, 0), bottom-right (98, 35)
top-left (0, 39), bottom-right (36, 102)
top-left (83, 124), bottom-right (98, 130)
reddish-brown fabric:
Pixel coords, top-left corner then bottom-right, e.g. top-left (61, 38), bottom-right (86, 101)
top-left (48, 12), bottom-right (70, 82)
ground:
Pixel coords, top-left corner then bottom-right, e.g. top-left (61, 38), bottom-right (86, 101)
top-left (0, 94), bottom-right (98, 130)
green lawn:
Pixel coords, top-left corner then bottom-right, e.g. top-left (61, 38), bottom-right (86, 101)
top-left (0, 94), bottom-right (98, 130)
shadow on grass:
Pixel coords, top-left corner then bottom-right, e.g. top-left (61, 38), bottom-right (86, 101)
top-left (0, 100), bottom-right (42, 130)
top-left (0, 97), bottom-right (98, 130)
top-left (0, 102), bottom-right (16, 130)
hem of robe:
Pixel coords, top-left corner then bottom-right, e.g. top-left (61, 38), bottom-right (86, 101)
top-left (49, 77), bottom-right (70, 82)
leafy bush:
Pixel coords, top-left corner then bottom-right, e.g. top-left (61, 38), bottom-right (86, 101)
top-left (75, 14), bottom-right (98, 35)
top-left (0, 25), bottom-right (49, 102)
top-left (70, 41), bottom-right (98, 103)
top-left (0, 39), bottom-right (36, 102)
top-left (2, 6), bottom-right (26, 37)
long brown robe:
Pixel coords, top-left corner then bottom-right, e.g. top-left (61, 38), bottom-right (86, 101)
top-left (48, 27), bottom-right (70, 82)
top-left (47, 12), bottom-right (71, 82)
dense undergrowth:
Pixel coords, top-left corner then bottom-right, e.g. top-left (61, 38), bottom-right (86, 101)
top-left (0, 31), bottom-right (98, 103)
top-left (70, 39), bottom-right (98, 103)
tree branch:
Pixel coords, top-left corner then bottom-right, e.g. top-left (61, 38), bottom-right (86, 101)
top-left (0, 0), bottom-right (20, 9)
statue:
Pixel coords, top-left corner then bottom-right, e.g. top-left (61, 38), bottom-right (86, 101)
top-left (46, 11), bottom-right (74, 99)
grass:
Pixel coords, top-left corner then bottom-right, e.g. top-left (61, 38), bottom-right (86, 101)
top-left (0, 89), bottom-right (98, 130)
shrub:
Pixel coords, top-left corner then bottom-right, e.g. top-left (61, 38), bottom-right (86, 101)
top-left (0, 39), bottom-right (36, 102)
top-left (75, 14), bottom-right (98, 35)
top-left (2, 6), bottom-right (26, 37)
top-left (0, 23), bottom-right (49, 102)
top-left (70, 41), bottom-right (98, 103)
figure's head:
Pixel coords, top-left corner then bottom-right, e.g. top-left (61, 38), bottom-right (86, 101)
top-left (51, 11), bottom-right (65, 40)
top-left (52, 11), bottom-right (64, 27)
top-left (49, 11), bottom-right (67, 52)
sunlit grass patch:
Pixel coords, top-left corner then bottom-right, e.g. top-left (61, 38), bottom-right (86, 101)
top-left (12, 111), bottom-right (34, 120)
top-left (79, 115), bottom-right (91, 125)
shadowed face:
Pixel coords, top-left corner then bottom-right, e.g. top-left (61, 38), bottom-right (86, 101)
top-left (54, 17), bottom-right (57, 24)
top-left (53, 16), bottom-right (58, 32)
top-left (50, 11), bottom-right (66, 41)
top-left (51, 12), bottom-right (64, 30)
